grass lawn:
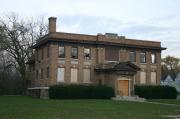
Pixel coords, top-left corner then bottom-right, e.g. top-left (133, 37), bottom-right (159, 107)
top-left (148, 99), bottom-right (180, 105)
top-left (0, 96), bottom-right (180, 119)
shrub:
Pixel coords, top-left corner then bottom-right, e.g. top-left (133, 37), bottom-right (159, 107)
top-left (135, 85), bottom-right (177, 99)
top-left (49, 84), bottom-right (115, 99)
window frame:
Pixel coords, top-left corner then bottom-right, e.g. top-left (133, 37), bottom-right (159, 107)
top-left (83, 68), bottom-right (91, 83)
top-left (84, 48), bottom-right (91, 60)
top-left (140, 52), bottom-right (146, 63)
top-left (140, 71), bottom-right (146, 84)
top-left (71, 47), bottom-right (78, 59)
top-left (58, 46), bottom-right (65, 58)
top-left (151, 71), bottom-right (157, 84)
top-left (129, 51), bottom-right (136, 62)
top-left (71, 68), bottom-right (78, 83)
top-left (57, 68), bottom-right (65, 82)
top-left (151, 52), bottom-right (156, 64)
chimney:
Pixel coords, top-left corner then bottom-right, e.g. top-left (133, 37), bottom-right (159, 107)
top-left (48, 17), bottom-right (57, 33)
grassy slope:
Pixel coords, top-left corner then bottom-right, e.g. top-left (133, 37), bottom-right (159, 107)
top-left (0, 96), bottom-right (180, 119)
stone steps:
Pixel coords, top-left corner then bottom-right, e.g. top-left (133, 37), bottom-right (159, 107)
top-left (112, 96), bottom-right (146, 102)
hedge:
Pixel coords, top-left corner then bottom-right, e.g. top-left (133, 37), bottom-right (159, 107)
top-left (135, 85), bottom-right (177, 99)
top-left (49, 84), bottom-right (115, 99)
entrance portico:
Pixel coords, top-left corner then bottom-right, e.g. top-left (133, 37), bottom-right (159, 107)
top-left (95, 61), bottom-right (140, 96)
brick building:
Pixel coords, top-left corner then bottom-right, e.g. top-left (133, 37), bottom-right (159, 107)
top-left (28, 17), bottom-right (166, 97)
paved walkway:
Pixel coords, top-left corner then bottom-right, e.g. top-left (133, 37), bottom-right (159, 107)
top-left (144, 101), bottom-right (180, 107)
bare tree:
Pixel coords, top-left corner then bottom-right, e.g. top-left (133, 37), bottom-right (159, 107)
top-left (0, 13), bottom-right (48, 93)
top-left (0, 51), bottom-right (21, 94)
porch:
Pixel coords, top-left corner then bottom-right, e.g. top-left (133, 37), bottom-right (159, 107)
top-left (95, 61), bottom-right (140, 96)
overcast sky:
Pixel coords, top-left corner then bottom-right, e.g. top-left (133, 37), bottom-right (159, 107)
top-left (0, 0), bottom-right (180, 58)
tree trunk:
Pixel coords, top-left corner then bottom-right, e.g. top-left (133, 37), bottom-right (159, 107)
top-left (18, 62), bottom-right (27, 95)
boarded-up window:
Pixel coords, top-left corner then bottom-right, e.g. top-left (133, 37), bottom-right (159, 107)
top-left (105, 47), bottom-right (119, 61)
top-left (71, 68), bottom-right (78, 83)
top-left (140, 72), bottom-right (146, 84)
top-left (151, 72), bottom-right (156, 84)
top-left (57, 68), bottom-right (65, 82)
top-left (151, 53), bottom-right (156, 64)
top-left (83, 69), bottom-right (90, 83)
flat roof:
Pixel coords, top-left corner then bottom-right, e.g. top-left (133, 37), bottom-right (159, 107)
top-left (32, 32), bottom-right (166, 50)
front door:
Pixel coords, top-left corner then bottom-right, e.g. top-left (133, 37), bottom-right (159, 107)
top-left (118, 80), bottom-right (129, 96)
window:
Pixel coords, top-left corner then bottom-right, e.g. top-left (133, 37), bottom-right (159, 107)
top-left (140, 52), bottom-right (146, 63)
top-left (71, 47), bottom-right (78, 59)
top-left (41, 68), bottom-right (43, 79)
top-left (58, 46), bottom-right (65, 58)
top-left (105, 47), bottom-right (119, 61)
top-left (140, 72), bottom-right (146, 84)
top-left (71, 68), bottom-right (78, 83)
top-left (83, 69), bottom-right (90, 83)
top-left (84, 48), bottom-right (91, 60)
top-left (129, 51), bottom-right (136, 62)
top-left (46, 67), bottom-right (49, 78)
top-left (36, 70), bottom-right (38, 80)
top-left (151, 72), bottom-right (157, 84)
top-left (151, 53), bottom-right (156, 63)
top-left (57, 68), bottom-right (65, 82)
top-left (41, 48), bottom-right (44, 60)
top-left (47, 46), bottom-right (49, 58)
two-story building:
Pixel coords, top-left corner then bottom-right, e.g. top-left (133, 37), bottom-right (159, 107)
top-left (28, 17), bottom-right (166, 97)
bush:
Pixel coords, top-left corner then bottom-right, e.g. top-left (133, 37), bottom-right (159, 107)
top-left (0, 78), bottom-right (23, 95)
top-left (49, 84), bottom-right (115, 99)
top-left (135, 85), bottom-right (177, 99)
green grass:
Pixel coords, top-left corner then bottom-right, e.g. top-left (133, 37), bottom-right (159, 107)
top-left (0, 96), bottom-right (180, 119)
top-left (148, 99), bottom-right (180, 105)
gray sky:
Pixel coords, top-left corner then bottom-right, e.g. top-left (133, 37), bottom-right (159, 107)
top-left (0, 0), bottom-right (180, 58)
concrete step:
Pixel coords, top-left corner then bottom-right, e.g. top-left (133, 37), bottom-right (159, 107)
top-left (112, 96), bottom-right (146, 102)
